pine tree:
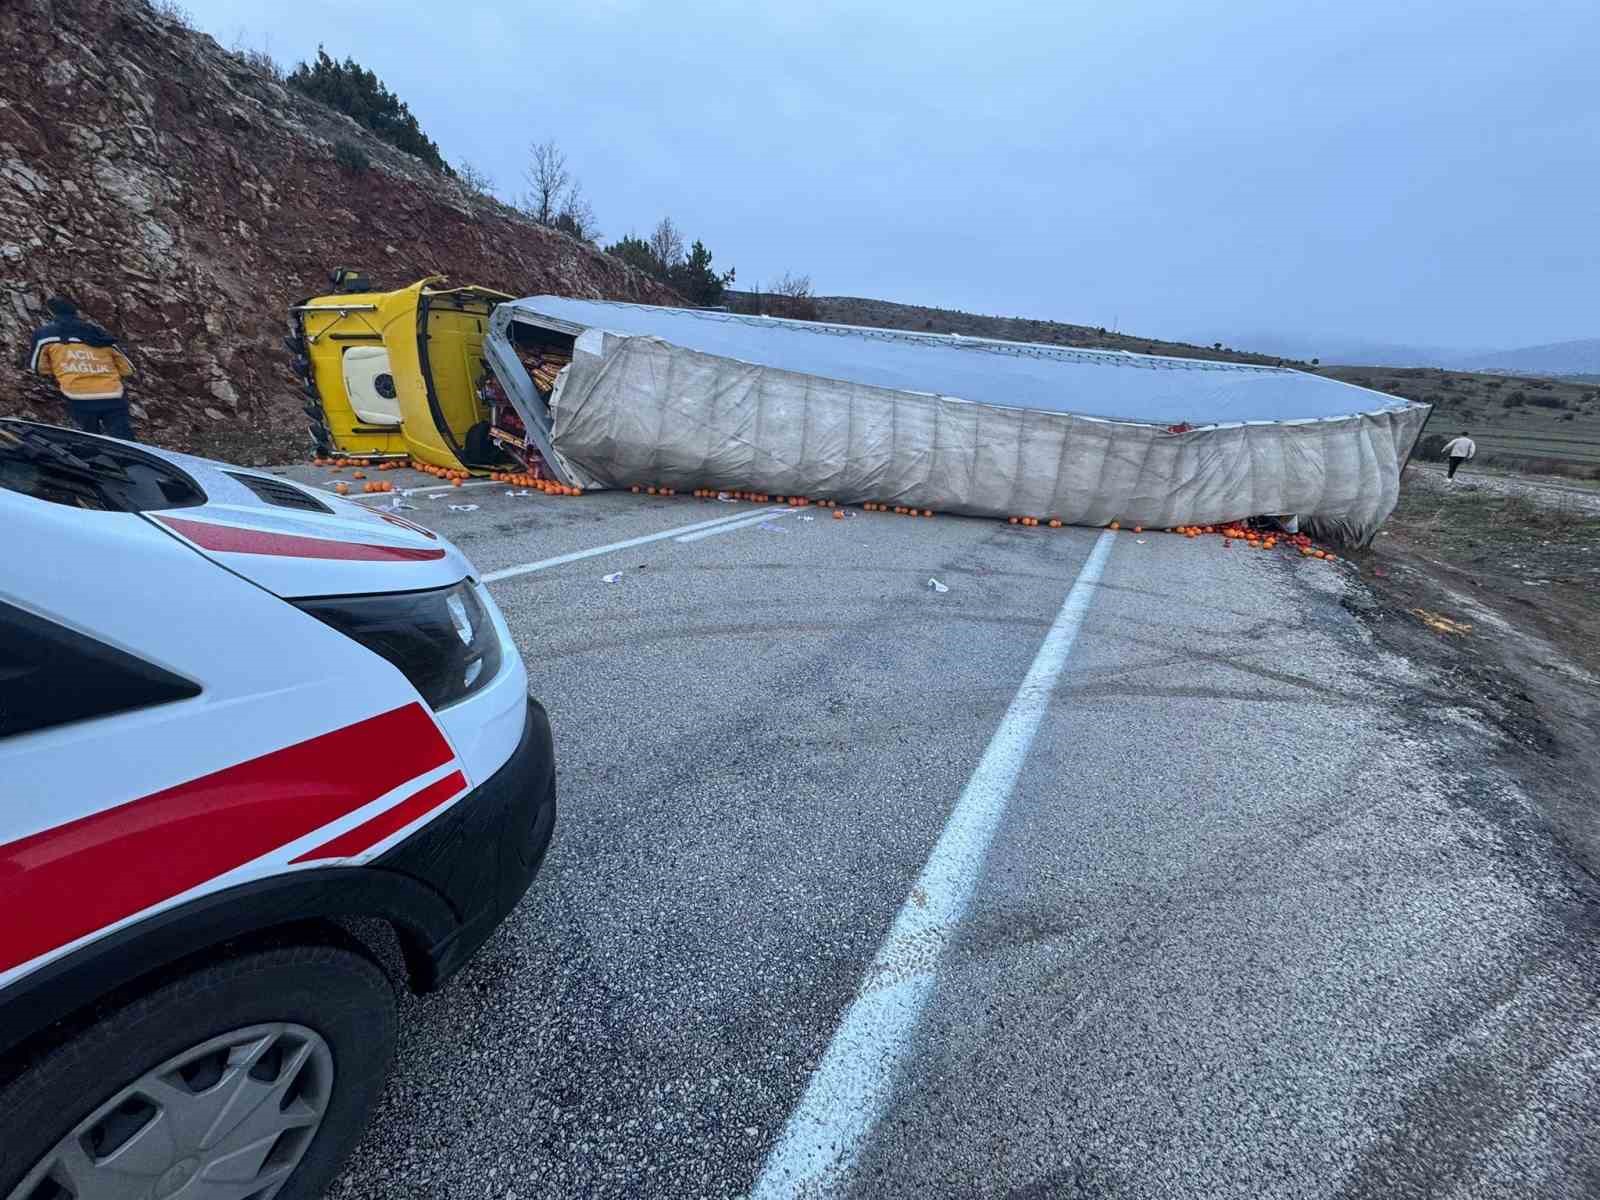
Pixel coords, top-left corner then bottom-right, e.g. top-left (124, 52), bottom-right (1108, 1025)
top-left (288, 48), bottom-right (451, 174)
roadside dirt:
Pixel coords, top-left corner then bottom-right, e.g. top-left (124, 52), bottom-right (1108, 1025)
top-left (1348, 466), bottom-right (1600, 876)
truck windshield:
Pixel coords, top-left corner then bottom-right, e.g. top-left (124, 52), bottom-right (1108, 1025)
top-left (0, 420), bottom-right (205, 512)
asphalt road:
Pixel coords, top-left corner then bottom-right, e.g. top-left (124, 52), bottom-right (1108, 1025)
top-left (279, 467), bottom-right (1600, 1199)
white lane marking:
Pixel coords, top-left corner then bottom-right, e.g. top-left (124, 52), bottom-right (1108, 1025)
top-left (481, 507), bottom-right (790, 582)
top-left (750, 529), bottom-right (1118, 1199)
top-left (675, 508), bottom-right (796, 542)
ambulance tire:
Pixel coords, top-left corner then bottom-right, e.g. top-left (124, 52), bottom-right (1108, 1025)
top-left (0, 943), bottom-right (396, 1200)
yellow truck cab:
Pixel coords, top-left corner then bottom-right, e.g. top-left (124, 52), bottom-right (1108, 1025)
top-left (287, 273), bottom-right (510, 472)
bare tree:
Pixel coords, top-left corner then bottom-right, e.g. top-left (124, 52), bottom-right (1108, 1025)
top-left (555, 182), bottom-right (602, 243)
top-left (648, 216), bottom-right (686, 272)
top-left (457, 161), bottom-right (494, 197)
top-left (762, 269), bottom-right (818, 319)
top-left (770, 271), bottom-right (812, 300)
top-left (522, 139), bottom-right (570, 225)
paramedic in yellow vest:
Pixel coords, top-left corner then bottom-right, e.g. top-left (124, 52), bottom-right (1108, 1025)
top-left (28, 296), bottom-right (137, 440)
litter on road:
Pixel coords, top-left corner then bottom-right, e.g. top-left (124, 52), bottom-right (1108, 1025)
top-left (928, 578), bottom-right (950, 593)
top-left (1413, 609), bottom-right (1473, 636)
top-left (602, 571), bottom-right (624, 583)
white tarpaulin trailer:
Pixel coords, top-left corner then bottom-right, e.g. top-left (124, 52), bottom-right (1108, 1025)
top-left (485, 297), bottom-right (1431, 543)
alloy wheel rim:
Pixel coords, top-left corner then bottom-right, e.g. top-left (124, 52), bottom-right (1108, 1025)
top-left (9, 1022), bottom-right (334, 1200)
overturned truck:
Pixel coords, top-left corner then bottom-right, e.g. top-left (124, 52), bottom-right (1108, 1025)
top-left (485, 297), bottom-right (1430, 543)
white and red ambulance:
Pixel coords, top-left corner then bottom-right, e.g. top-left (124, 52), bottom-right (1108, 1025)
top-left (0, 419), bottom-right (556, 1199)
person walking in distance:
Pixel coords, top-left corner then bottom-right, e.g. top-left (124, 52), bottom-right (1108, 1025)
top-left (1441, 430), bottom-right (1476, 480)
top-left (27, 296), bottom-right (137, 439)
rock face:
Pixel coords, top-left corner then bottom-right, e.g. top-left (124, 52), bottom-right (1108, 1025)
top-left (0, 0), bottom-right (678, 461)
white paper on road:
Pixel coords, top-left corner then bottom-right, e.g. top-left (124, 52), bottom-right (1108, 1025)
top-left (491, 298), bottom-right (1432, 543)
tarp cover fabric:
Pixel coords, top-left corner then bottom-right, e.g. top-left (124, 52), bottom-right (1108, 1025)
top-left (508, 297), bottom-right (1412, 425)
top-left (504, 299), bottom-right (1429, 542)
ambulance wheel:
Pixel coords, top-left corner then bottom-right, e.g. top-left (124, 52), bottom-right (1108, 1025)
top-left (0, 943), bottom-right (396, 1200)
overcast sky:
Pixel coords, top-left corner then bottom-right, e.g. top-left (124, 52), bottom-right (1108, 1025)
top-left (191, 0), bottom-right (1596, 355)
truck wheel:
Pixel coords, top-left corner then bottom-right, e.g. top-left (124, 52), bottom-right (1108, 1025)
top-left (464, 420), bottom-right (494, 465)
top-left (0, 943), bottom-right (396, 1200)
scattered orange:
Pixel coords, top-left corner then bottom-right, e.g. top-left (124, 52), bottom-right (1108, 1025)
top-left (833, 510), bottom-right (844, 520)
top-left (334, 482), bottom-right (349, 495)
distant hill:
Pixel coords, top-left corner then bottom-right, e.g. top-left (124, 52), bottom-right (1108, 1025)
top-left (1207, 333), bottom-right (1472, 369)
top-left (1457, 339), bottom-right (1600, 377)
top-left (804, 296), bottom-right (1290, 367)
top-left (1322, 364), bottom-right (1600, 477)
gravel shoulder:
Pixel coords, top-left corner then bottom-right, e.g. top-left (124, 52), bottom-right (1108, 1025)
top-left (1351, 465), bottom-right (1600, 878)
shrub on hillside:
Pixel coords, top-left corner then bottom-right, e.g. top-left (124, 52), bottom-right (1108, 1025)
top-left (1503, 391), bottom-right (1527, 408)
top-left (333, 141), bottom-right (370, 174)
top-left (604, 222), bottom-right (735, 305)
top-left (152, 0), bottom-right (192, 27)
top-left (1416, 433), bottom-right (1453, 460)
top-left (761, 271), bottom-right (818, 320)
top-left (1518, 457), bottom-right (1600, 480)
top-left (671, 240), bottom-right (734, 306)
top-left (290, 48), bottom-right (450, 174)
top-left (604, 234), bottom-right (661, 278)
top-left (1526, 394), bottom-right (1567, 409)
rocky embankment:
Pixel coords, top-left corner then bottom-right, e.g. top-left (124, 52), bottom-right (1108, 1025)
top-left (0, 0), bottom-right (676, 460)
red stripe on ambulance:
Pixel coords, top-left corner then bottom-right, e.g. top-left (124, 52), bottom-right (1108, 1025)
top-left (0, 704), bottom-right (453, 975)
top-left (293, 769), bottom-right (468, 862)
top-left (156, 515), bottom-right (447, 561)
